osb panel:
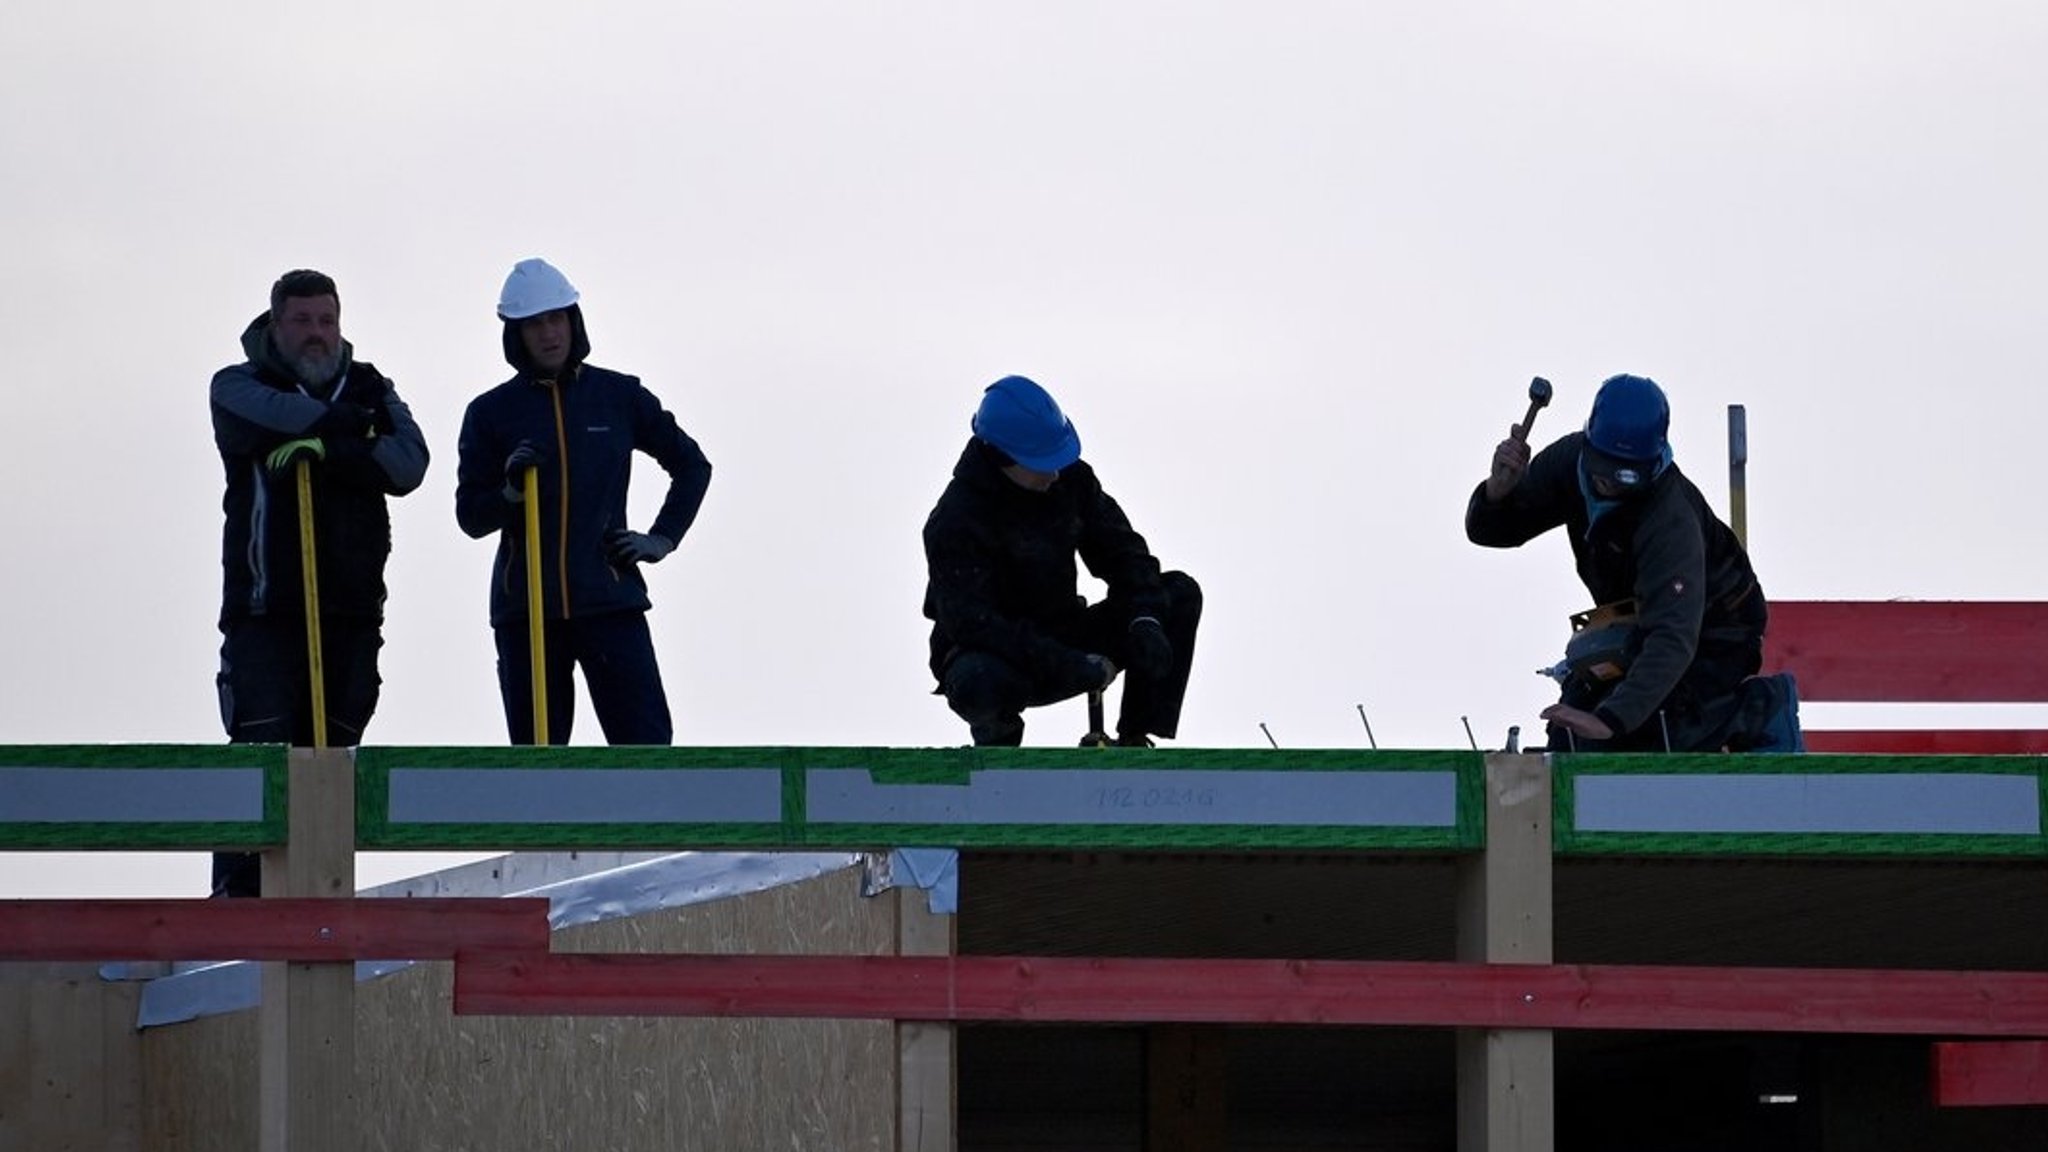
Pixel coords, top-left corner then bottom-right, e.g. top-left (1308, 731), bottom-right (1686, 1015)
top-left (139, 866), bottom-right (898, 1152)
top-left (0, 963), bottom-right (143, 1152)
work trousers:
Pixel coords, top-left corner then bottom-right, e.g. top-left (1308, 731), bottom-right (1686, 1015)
top-left (493, 609), bottom-right (673, 746)
top-left (941, 571), bottom-right (1202, 746)
top-left (1547, 630), bottom-right (1764, 753)
top-left (213, 614), bottom-right (384, 897)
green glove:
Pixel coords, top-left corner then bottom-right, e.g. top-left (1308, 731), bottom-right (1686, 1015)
top-left (265, 437), bottom-right (326, 475)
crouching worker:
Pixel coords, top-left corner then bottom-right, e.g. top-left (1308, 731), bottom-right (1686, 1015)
top-left (1466, 373), bottom-right (1783, 752)
top-left (923, 375), bottom-right (1202, 747)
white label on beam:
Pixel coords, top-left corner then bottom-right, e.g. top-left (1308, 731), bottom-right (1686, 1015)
top-left (386, 768), bottom-right (783, 825)
top-left (805, 768), bottom-right (1458, 827)
top-left (1574, 773), bottom-right (2041, 835)
top-left (0, 767), bottom-right (264, 822)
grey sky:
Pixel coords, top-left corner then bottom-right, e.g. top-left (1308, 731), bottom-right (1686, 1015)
top-left (4, 2), bottom-right (2045, 894)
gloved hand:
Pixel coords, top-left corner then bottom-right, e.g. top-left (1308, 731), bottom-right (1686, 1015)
top-left (1085, 653), bottom-right (1120, 691)
top-left (502, 440), bottom-right (549, 502)
top-left (265, 437), bottom-right (325, 475)
top-left (1126, 616), bottom-right (1173, 679)
top-left (606, 530), bottom-right (674, 565)
top-left (310, 402), bottom-right (374, 439)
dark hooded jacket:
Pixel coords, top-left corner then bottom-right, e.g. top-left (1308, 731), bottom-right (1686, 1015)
top-left (211, 313), bottom-right (429, 623)
top-left (923, 439), bottom-right (1170, 690)
top-left (1465, 430), bottom-right (1765, 737)
top-left (455, 305), bottom-right (712, 626)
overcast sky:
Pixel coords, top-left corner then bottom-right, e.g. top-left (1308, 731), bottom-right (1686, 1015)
top-left (4, 2), bottom-right (2045, 895)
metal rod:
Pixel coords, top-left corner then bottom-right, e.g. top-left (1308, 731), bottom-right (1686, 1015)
top-left (1460, 716), bottom-right (1478, 751)
top-left (1258, 723), bottom-right (1279, 749)
top-left (1355, 704), bottom-right (1378, 749)
top-left (1728, 403), bottom-right (1748, 550)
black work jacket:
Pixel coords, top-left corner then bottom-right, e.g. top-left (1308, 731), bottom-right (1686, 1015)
top-left (1465, 431), bottom-right (1765, 736)
top-left (922, 439), bottom-right (1168, 687)
top-left (211, 314), bottom-right (429, 623)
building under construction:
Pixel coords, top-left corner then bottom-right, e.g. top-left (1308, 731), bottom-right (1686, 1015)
top-left (4, 601), bottom-right (2048, 1150)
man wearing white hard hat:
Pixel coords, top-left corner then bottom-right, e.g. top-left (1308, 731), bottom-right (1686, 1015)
top-left (922, 375), bottom-right (1202, 746)
top-left (455, 258), bottom-right (712, 744)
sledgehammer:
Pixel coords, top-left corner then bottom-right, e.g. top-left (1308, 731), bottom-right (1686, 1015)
top-left (1513, 376), bottom-right (1553, 443)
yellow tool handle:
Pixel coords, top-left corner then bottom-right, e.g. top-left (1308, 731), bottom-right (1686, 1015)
top-left (524, 467), bottom-right (548, 745)
top-left (296, 459), bottom-right (327, 749)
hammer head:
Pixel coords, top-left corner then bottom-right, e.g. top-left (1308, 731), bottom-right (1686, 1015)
top-left (1511, 376), bottom-right (1555, 444)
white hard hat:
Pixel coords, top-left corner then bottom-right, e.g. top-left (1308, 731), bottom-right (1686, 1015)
top-left (497, 258), bottom-right (580, 320)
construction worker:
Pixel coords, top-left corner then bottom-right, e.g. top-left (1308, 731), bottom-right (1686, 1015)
top-left (455, 258), bottom-right (712, 745)
top-left (1467, 373), bottom-right (1768, 752)
top-left (923, 375), bottom-right (1201, 746)
top-left (210, 269), bottom-right (430, 895)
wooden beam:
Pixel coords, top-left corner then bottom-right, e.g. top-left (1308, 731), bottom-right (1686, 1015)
top-left (895, 885), bottom-right (956, 1152)
top-left (260, 747), bottom-right (356, 1152)
top-left (1933, 1040), bottom-right (2048, 1106)
top-left (0, 898), bottom-right (551, 961)
top-left (1801, 730), bottom-right (2048, 755)
top-left (453, 953), bottom-right (2048, 1037)
top-left (1456, 752), bottom-right (1554, 1152)
top-left (1764, 601), bottom-right (2048, 702)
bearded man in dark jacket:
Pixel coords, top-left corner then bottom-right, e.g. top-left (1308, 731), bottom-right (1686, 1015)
top-left (923, 375), bottom-right (1202, 747)
top-left (1467, 373), bottom-right (1767, 752)
top-left (210, 268), bottom-right (429, 894)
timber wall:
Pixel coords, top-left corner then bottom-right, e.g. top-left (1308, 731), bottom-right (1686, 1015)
top-left (7, 865), bottom-right (897, 1152)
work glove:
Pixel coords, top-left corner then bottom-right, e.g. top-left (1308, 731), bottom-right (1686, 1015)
top-left (1083, 653), bottom-right (1120, 692)
top-left (265, 437), bottom-right (325, 476)
top-left (1126, 616), bottom-right (1173, 679)
top-left (606, 530), bottom-right (674, 566)
top-left (310, 401), bottom-right (374, 439)
top-left (501, 440), bottom-right (549, 502)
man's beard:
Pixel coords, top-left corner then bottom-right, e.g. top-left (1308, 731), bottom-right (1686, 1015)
top-left (291, 344), bottom-right (343, 387)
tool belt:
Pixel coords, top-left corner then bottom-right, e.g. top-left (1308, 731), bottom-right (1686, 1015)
top-left (1547, 599), bottom-right (1640, 695)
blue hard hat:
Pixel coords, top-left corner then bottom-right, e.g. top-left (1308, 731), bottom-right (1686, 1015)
top-left (1581, 374), bottom-right (1670, 491)
top-left (1585, 374), bottom-right (1669, 463)
top-left (971, 375), bottom-right (1082, 472)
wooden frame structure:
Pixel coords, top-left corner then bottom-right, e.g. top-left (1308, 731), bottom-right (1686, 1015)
top-left (4, 738), bottom-right (2047, 1148)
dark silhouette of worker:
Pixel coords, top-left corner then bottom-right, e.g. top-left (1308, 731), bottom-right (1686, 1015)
top-left (923, 375), bottom-right (1201, 746)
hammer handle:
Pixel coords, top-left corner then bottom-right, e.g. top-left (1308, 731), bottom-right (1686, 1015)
top-left (1513, 397), bottom-right (1544, 443)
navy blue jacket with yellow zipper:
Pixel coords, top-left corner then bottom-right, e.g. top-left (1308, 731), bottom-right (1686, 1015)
top-left (455, 309), bottom-right (711, 627)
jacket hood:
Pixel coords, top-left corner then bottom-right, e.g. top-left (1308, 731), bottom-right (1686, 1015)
top-left (501, 302), bottom-right (592, 379)
top-left (240, 311), bottom-right (354, 392)
top-left (955, 438), bottom-right (1024, 488)
top-left (953, 437), bottom-right (1081, 504)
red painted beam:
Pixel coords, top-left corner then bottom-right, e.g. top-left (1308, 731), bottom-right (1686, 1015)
top-left (0, 898), bottom-right (552, 961)
top-left (1802, 729), bottom-right (2048, 755)
top-left (1934, 1040), bottom-right (2048, 1106)
top-left (1765, 601), bottom-right (2048, 702)
top-left (454, 953), bottom-right (2048, 1037)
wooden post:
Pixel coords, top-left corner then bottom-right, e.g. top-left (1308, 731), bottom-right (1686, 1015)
top-left (1454, 751), bottom-right (1554, 1152)
top-left (896, 884), bottom-right (955, 1152)
top-left (1145, 1025), bottom-right (1226, 1152)
top-left (259, 746), bottom-right (357, 1152)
